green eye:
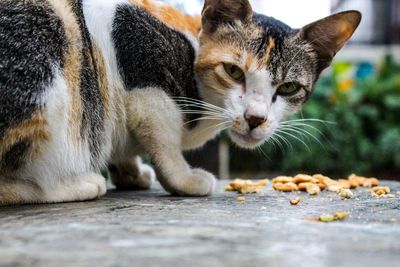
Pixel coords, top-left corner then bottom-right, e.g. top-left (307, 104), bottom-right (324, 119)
top-left (277, 83), bottom-right (301, 95)
top-left (223, 63), bottom-right (245, 82)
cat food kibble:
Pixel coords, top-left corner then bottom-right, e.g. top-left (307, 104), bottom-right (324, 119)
top-left (236, 196), bottom-right (246, 202)
top-left (338, 188), bottom-right (353, 199)
top-left (226, 178), bottom-right (268, 194)
top-left (311, 212), bottom-right (349, 223)
top-left (306, 184), bottom-right (320, 195)
top-left (368, 186), bottom-right (391, 198)
top-left (290, 196), bottom-right (301, 205)
top-left (271, 173), bottom-right (388, 200)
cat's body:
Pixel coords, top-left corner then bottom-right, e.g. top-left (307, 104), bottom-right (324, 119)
top-left (0, 0), bottom-right (361, 205)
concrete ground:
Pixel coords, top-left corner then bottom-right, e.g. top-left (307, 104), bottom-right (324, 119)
top-left (0, 181), bottom-right (399, 267)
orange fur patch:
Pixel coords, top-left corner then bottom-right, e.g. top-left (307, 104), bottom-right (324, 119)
top-left (48, 0), bottom-right (83, 144)
top-left (131, 0), bottom-right (201, 36)
top-left (259, 37), bottom-right (276, 67)
top-left (92, 45), bottom-right (110, 120)
top-left (0, 111), bottom-right (50, 163)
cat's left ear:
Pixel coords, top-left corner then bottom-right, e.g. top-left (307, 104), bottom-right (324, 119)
top-left (299, 11), bottom-right (361, 72)
top-left (201, 0), bottom-right (253, 34)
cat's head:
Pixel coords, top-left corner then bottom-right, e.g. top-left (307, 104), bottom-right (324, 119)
top-left (194, 0), bottom-right (361, 149)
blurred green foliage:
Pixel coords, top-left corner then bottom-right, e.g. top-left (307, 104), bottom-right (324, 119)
top-left (231, 55), bottom-right (400, 177)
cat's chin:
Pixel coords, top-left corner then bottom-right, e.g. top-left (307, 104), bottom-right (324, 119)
top-left (228, 129), bottom-right (265, 149)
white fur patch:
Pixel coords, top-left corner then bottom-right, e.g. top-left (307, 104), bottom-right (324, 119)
top-left (83, 0), bottom-right (128, 90)
top-left (24, 70), bottom-right (92, 191)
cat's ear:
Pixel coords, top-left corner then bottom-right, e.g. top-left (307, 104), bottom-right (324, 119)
top-left (201, 0), bottom-right (253, 34)
top-left (300, 10), bottom-right (361, 72)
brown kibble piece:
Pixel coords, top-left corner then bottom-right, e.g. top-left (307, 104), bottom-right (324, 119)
top-left (306, 184), bottom-right (320, 195)
top-left (363, 178), bottom-right (379, 187)
top-left (327, 184), bottom-right (341, 193)
top-left (239, 185), bottom-right (263, 194)
top-left (313, 174), bottom-right (331, 183)
top-left (373, 186), bottom-right (390, 194)
top-left (225, 185), bottom-right (234, 191)
top-left (293, 174), bottom-right (318, 184)
top-left (272, 176), bottom-right (294, 184)
top-left (338, 188), bottom-right (353, 199)
top-left (273, 182), bottom-right (298, 192)
top-left (338, 179), bottom-right (351, 189)
top-left (317, 183), bottom-right (327, 190)
top-left (227, 178), bottom-right (268, 194)
top-left (290, 196), bottom-right (301, 205)
top-left (258, 179), bottom-right (269, 186)
top-left (298, 182), bottom-right (313, 191)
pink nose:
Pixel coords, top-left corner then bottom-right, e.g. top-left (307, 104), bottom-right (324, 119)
top-left (245, 114), bottom-right (266, 130)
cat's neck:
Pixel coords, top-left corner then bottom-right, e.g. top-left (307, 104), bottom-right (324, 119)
top-left (131, 0), bottom-right (201, 39)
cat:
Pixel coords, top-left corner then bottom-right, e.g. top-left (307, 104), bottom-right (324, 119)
top-left (0, 0), bottom-right (361, 205)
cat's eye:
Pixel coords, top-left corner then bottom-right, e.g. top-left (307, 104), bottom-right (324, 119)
top-left (223, 63), bottom-right (245, 82)
top-left (276, 82), bottom-right (301, 96)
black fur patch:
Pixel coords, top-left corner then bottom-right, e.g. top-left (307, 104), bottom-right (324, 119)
top-left (0, 1), bottom-right (66, 137)
top-left (252, 13), bottom-right (295, 80)
top-left (70, 0), bottom-right (105, 166)
top-left (1, 141), bottom-right (30, 171)
top-left (112, 4), bottom-right (199, 100)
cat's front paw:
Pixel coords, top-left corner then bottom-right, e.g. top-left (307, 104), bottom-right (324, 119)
top-left (177, 168), bottom-right (216, 196)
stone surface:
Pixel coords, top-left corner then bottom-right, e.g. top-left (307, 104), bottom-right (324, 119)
top-left (0, 181), bottom-right (400, 267)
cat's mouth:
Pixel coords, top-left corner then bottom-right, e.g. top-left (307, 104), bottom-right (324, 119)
top-left (228, 129), bottom-right (266, 149)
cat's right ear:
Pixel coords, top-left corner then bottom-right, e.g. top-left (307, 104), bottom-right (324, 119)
top-left (201, 0), bottom-right (253, 34)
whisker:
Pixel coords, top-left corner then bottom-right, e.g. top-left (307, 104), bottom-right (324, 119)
top-left (280, 122), bottom-right (324, 135)
top-left (257, 146), bottom-right (271, 160)
top-left (279, 126), bottom-right (325, 149)
top-left (275, 129), bottom-right (311, 152)
top-left (183, 116), bottom-right (225, 125)
top-left (281, 118), bottom-right (336, 125)
top-left (172, 97), bottom-right (227, 113)
top-left (273, 132), bottom-right (292, 151)
top-left (270, 134), bottom-right (285, 153)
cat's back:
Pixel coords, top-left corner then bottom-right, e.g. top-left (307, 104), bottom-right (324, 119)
top-left (109, 0), bottom-right (199, 97)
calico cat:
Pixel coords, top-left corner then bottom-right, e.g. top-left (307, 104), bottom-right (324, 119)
top-left (0, 0), bottom-right (361, 205)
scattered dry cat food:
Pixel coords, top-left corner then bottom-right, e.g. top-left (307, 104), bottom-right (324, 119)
top-left (226, 178), bottom-right (268, 194)
top-left (272, 173), bottom-right (383, 199)
top-left (290, 196), bottom-right (301, 205)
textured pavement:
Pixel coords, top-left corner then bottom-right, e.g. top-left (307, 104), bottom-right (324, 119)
top-left (0, 181), bottom-right (399, 267)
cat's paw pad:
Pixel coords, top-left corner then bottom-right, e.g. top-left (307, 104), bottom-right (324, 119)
top-left (178, 168), bottom-right (216, 196)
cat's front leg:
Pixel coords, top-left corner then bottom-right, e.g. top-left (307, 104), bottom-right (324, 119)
top-left (109, 156), bottom-right (155, 190)
top-left (126, 88), bottom-right (216, 196)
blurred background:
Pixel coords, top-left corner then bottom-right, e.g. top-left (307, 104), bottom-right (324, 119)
top-left (163, 0), bottom-right (400, 180)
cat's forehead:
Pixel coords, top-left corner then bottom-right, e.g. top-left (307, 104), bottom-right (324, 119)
top-left (205, 13), bottom-right (296, 67)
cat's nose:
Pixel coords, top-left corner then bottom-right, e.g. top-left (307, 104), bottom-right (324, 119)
top-left (245, 114), bottom-right (267, 130)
